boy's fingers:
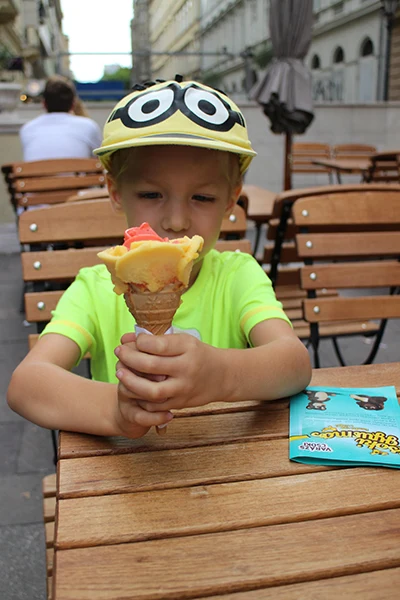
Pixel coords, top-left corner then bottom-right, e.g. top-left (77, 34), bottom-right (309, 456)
top-left (115, 360), bottom-right (166, 382)
top-left (129, 404), bottom-right (173, 428)
top-left (136, 333), bottom-right (189, 356)
top-left (120, 332), bottom-right (137, 344)
top-left (117, 346), bottom-right (175, 376)
top-left (117, 369), bottom-right (170, 403)
top-left (137, 399), bottom-right (172, 412)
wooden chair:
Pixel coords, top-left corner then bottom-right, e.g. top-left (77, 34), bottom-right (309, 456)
top-left (292, 188), bottom-right (400, 367)
top-left (332, 143), bottom-right (376, 159)
top-left (364, 151), bottom-right (400, 183)
top-left (263, 184), bottom-right (400, 348)
top-left (291, 142), bottom-right (334, 184)
top-left (1, 158), bottom-right (106, 213)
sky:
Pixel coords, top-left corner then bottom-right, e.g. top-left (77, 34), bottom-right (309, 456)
top-left (60, 0), bottom-right (134, 82)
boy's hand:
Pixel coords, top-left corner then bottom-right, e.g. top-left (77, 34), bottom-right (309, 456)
top-left (114, 332), bottom-right (229, 412)
top-left (113, 386), bottom-right (173, 439)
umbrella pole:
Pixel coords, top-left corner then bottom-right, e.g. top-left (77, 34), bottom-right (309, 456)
top-left (284, 131), bottom-right (292, 190)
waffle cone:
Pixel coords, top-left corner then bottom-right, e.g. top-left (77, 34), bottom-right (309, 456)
top-left (124, 286), bottom-right (183, 335)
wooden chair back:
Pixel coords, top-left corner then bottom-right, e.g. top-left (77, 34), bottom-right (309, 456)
top-left (291, 188), bottom-right (400, 366)
top-left (66, 188), bottom-right (110, 202)
top-left (332, 143), bottom-right (376, 160)
top-left (2, 158), bottom-right (106, 211)
top-left (266, 183), bottom-right (400, 287)
top-left (291, 142), bottom-right (333, 180)
top-left (364, 151), bottom-right (400, 183)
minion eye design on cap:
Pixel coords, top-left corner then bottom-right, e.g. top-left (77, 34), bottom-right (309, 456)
top-left (108, 82), bottom-right (245, 132)
top-left (109, 84), bottom-right (178, 128)
top-left (181, 86), bottom-right (245, 131)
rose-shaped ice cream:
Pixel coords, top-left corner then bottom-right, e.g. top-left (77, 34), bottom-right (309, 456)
top-left (97, 223), bottom-right (203, 295)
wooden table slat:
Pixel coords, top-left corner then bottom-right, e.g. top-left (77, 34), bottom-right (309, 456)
top-left (58, 406), bottom-right (289, 459)
top-left (202, 567), bottom-right (400, 600)
top-left (58, 438), bottom-right (335, 499)
top-left (56, 468), bottom-right (400, 549)
top-left (54, 509), bottom-right (400, 600)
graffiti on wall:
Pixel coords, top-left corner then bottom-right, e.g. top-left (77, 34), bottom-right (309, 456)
top-left (312, 70), bottom-right (344, 103)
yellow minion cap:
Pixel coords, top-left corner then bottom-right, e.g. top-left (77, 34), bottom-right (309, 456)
top-left (94, 79), bottom-right (256, 174)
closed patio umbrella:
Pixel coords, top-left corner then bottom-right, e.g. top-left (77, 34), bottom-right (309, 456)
top-left (251, 0), bottom-right (314, 189)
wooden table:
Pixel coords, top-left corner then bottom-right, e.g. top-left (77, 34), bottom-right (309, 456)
top-left (52, 363), bottom-right (400, 599)
top-left (311, 158), bottom-right (371, 184)
top-left (240, 184), bottom-right (277, 256)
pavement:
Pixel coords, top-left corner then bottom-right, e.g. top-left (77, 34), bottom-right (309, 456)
top-left (0, 221), bottom-right (399, 599)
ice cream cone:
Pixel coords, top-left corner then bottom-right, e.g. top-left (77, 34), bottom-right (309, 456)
top-left (98, 223), bottom-right (204, 438)
top-left (124, 285), bottom-right (183, 335)
top-left (124, 285), bottom-right (183, 437)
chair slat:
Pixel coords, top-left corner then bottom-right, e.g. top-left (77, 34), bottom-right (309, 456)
top-left (15, 174), bottom-right (106, 193)
top-left (25, 291), bottom-right (63, 322)
top-left (296, 231), bottom-right (400, 258)
top-left (303, 296), bottom-right (400, 323)
top-left (214, 239), bottom-right (252, 253)
top-left (263, 242), bottom-right (300, 264)
top-left (19, 199), bottom-right (127, 243)
top-left (293, 191), bottom-right (400, 225)
top-left (21, 247), bottom-right (106, 281)
top-left (301, 262), bottom-right (400, 289)
top-left (17, 190), bottom-right (78, 207)
top-left (9, 158), bottom-right (103, 177)
top-left (42, 473), bottom-right (57, 498)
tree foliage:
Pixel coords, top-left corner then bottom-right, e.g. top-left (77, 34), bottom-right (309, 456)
top-left (100, 67), bottom-right (131, 89)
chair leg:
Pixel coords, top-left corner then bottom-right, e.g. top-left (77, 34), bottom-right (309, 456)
top-left (330, 319), bottom-right (388, 367)
top-left (310, 324), bottom-right (320, 368)
top-left (313, 344), bottom-right (320, 369)
top-left (363, 320), bottom-right (389, 365)
top-left (50, 430), bottom-right (58, 465)
top-left (252, 223), bottom-right (262, 258)
top-left (332, 337), bottom-right (346, 366)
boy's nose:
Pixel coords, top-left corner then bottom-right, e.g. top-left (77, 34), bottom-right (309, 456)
top-left (162, 200), bottom-right (190, 233)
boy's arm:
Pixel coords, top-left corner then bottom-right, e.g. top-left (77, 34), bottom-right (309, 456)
top-left (114, 319), bottom-right (312, 409)
top-left (233, 318), bottom-right (312, 401)
top-left (7, 333), bottom-right (172, 437)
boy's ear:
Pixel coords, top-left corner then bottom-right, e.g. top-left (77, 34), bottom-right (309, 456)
top-left (106, 174), bottom-right (124, 213)
top-left (225, 180), bottom-right (243, 215)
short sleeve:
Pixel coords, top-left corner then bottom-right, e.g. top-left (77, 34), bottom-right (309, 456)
top-left (229, 255), bottom-right (291, 341)
top-left (39, 270), bottom-right (98, 362)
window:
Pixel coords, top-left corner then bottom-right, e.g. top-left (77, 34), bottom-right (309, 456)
top-left (361, 37), bottom-right (374, 57)
top-left (333, 46), bottom-right (345, 64)
top-left (311, 54), bottom-right (321, 69)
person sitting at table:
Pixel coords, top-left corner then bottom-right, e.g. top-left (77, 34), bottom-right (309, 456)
top-left (19, 75), bottom-right (102, 162)
top-left (7, 77), bottom-right (312, 439)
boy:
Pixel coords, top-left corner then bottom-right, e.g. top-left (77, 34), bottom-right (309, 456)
top-left (8, 78), bottom-right (311, 439)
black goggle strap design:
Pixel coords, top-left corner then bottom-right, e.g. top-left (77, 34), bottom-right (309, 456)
top-left (107, 83), bottom-right (245, 132)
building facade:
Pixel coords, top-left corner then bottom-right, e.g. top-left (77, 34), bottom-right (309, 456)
top-left (0, 0), bottom-right (69, 84)
top-left (309, 0), bottom-right (384, 103)
top-left (149, 0), bottom-right (201, 80)
top-left (131, 0), bottom-right (400, 104)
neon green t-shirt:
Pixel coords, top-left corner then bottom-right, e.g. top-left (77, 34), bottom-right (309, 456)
top-left (41, 249), bottom-right (290, 383)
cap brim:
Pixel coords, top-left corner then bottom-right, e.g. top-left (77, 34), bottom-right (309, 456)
top-left (94, 132), bottom-right (256, 168)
